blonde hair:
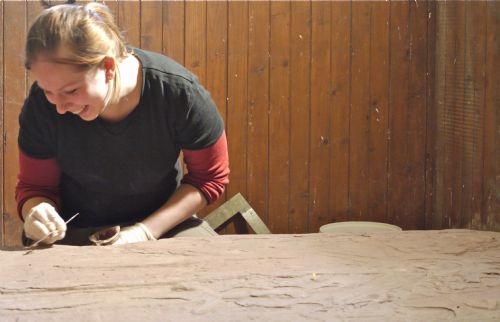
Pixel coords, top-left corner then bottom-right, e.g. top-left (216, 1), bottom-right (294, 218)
top-left (25, 2), bottom-right (130, 105)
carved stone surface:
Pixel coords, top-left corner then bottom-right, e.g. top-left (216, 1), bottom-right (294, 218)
top-left (1, 230), bottom-right (500, 321)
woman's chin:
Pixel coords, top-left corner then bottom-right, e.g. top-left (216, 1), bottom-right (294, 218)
top-left (79, 114), bottom-right (98, 121)
top-left (77, 106), bottom-right (98, 121)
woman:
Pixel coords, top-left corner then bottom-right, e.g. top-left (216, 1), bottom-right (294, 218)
top-left (16, 1), bottom-right (229, 246)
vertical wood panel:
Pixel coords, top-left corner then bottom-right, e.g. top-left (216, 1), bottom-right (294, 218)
top-left (289, 0), bottom-right (311, 233)
top-left (163, 1), bottom-right (185, 65)
top-left (3, 1), bottom-right (27, 246)
top-left (185, 1), bottom-right (206, 83)
top-left (460, 1), bottom-right (475, 229)
top-left (247, 1), bottom-right (269, 226)
top-left (369, 1), bottom-right (390, 223)
top-left (206, 0), bottom-right (228, 125)
top-left (443, 1), bottom-right (466, 228)
top-left (309, 1), bottom-right (331, 232)
top-left (464, 0), bottom-right (486, 229)
top-left (407, 0), bottom-right (428, 229)
top-left (484, 2), bottom-right (500, 230)
top-left (434, 2), bottom-right (447, 229)
top-left (141, 1), bottom-right (163, 52)
top-left (202, 0), bottom-right (228, 215)
top-left (434, 1), bottom-right (497, 231)
top-left (269, 1), bottom-right (290, 233)
top-left (388, 1), bottom-right (411, 228)
top-left (452, 2), bottom-right (467, 229)
top-left (330, 2), bottom-right (350, 224)
top-left (425, 0), bottom-right (437, 229)
top-left (118, 1), bottom-right (140, 48)
top-left (350, 2), bottom-right (372, 221)
top-left (227, 1), bottom-right (249, 233)
top-left (0, 0), bottom-right (4, 245)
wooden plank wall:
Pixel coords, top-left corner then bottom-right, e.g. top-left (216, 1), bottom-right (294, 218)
top-left (434, 1), bottom-right (499, 231)
top-left (0, 1), bottom-right (498, 246)
top-left (2, 0), bottom-right (29, 247)
top-left (0, 1), bottom-right (3, 247)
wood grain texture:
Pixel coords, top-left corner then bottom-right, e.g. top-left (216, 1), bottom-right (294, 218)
top-left (443, 1), bottom-right (466, 229)
top-left (247, 1), bottom-right (269, 228)
top-left (441, 2), bottom-right (456, 229)
top-left (330, 2), bottom-right (350, 224)
top-left (309, 1), bottom-right (331, 233)
top-left (452, 1), bottom-right (466, 229)
top-left (162, 0), bottom-right (185, 65)
top-left (368, 1), bottom-right (390, 224)
top-left (350, 1), bottom-right (372, 221)
top-left (141, 1), bottom-right (163, 53)
top-left (118, 1), bottom-right (140, 48)
top-left (3, 1), bottom-right (27, 247)
top-left (1, 230), bottom-right (500, 321)
top-left (388, 1), bottom-right (412, 229)
top-left (433, 1), bottom-right (498, 232)
top-left (407, 0), bottom-right (428, 230)
top-left (391, 0), bottom-right (428, 230)
top-left (185, 1), bottom-right (206, 84)
top-left (226, 1), bottom-right (249, 233)
top-left (484, 2), bottom-right (500, 231)
top-left (269, 1), bottom-right (290, 233)
top-left (434, 1), bottom-right (447, 230)
top-left (0, 0), bottom-right (4, 245)
top-left (425, 0), bottom-right (437, 229)
top-left (464, 0), bottom-right (486, 230)
top-left (289, 1), bottom-right (311, 233)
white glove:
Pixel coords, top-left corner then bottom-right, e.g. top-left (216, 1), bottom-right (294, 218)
top-left (111, 223), bottom-right (156, 245)
top-left (24, 203), bottom-right (66, 245)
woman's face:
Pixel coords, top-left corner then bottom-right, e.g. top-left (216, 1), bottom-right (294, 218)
top-left (30, 58), bottom-right (110, 121)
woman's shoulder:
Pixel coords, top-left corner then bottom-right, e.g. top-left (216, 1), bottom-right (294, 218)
top-left (132, 47), bottom-right (197, 86)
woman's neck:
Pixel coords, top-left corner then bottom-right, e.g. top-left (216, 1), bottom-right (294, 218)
top-left (99, 54), bottom-right (142, 123)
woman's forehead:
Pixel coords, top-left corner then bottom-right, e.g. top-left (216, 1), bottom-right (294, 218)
top-left (30, 60), bottom-right (87, 91)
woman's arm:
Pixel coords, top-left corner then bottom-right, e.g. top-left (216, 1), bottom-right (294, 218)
top-left (16, 149), bottom-right (62, 220)
top-left (141, 131), bottom-right (229, 238)
top-left (16, 149), bottom-right (66, 243)
top-left (141, 184), bottom-right (207, 239)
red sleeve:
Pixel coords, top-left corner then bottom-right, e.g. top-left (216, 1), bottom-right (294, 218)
top-left (181, 131), bottom-right (230, 204)
top-left (16, 149), bottom-right (61, 221)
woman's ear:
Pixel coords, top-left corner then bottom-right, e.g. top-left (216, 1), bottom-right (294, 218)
top-left (102, 56), bottom-right (115, 82)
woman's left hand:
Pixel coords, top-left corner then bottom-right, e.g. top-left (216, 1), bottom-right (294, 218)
top-left (112, 223), bottom-right (157, 245)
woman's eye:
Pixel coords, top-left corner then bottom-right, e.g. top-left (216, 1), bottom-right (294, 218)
top-left (65, 88), bottom-right (77, 95)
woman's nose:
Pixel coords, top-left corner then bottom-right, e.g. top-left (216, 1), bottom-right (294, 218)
top-left (46, 94), bottom-right (68, 114)
top-left (55, 103), bottom-right (69, 114)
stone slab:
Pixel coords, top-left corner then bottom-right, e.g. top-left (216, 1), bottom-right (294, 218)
top-left (1, 230), bottom-right (499, 321)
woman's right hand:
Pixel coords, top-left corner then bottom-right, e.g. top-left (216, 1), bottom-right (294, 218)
top-left (23, 203), bottom-right (66, 244)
